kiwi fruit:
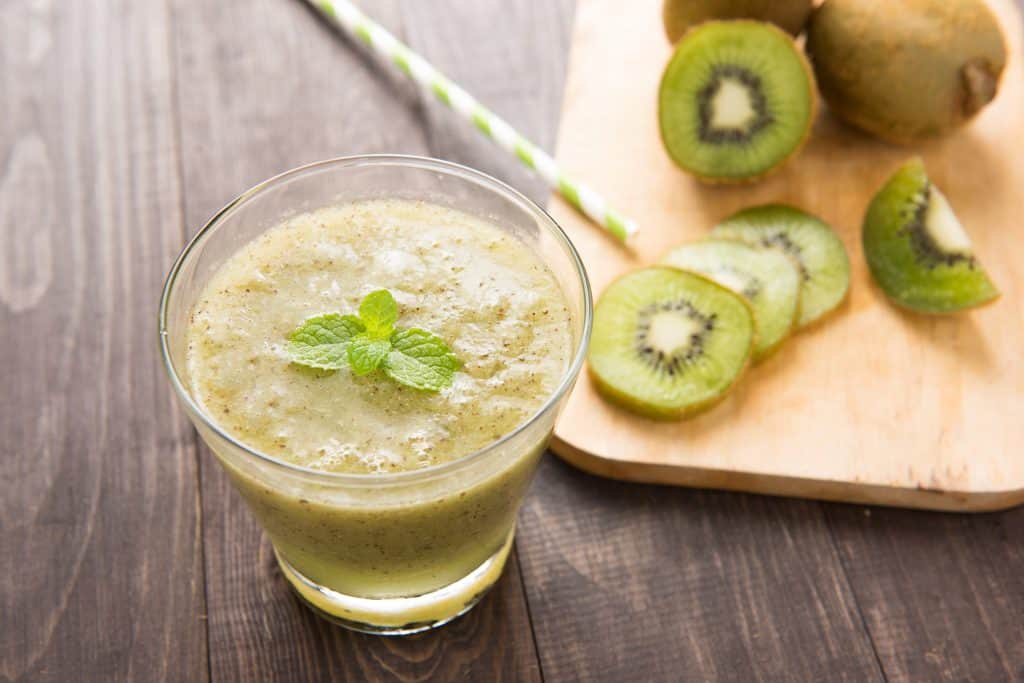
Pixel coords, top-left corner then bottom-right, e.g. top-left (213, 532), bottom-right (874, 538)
top-left (660, 240), bottom-right (801, 361)
top-left (863, 158), bottom-right (998, 313)
top-left (663, 0), bottom-right (814, 44)
top-left (711, 205), bottom-right (850, 327)
top-left (658, 21), bottom-right (817, 183)
top-left (806, 0), bottom-right (1007, 144)
top-left (589, 267), bottom-right (755, 420)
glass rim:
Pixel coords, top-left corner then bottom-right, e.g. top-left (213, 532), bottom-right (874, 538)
top-left (158, 154), bottom-right (593, 486)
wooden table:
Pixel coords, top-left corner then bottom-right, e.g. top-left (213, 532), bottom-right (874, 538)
top-left (3, 2), bottom-right (1022, 680)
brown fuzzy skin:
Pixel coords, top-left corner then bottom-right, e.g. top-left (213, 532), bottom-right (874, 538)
top-left (663, 0), bottom-right (814, 43)
top-left (658, 21), bottom-right (819, 184)
top-left (807, 0), bottom-right (1007, 144)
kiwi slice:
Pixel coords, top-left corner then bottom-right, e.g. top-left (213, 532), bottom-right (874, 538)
top-left (660, 240), bottom-right (800, 361)
top-left (712, 205), bottom-right (850, 327)
top-left (589, 267), bottom-right (754, 420)
top-left (663, 0), bottom-right (814, 44)
top-left (863, 158), bottom-right (998, 313)
top-left (658, 21), bottom-right (816, 183)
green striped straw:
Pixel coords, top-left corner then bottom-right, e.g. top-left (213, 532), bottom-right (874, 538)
top-left (308, 0), bottom-right (638, 245)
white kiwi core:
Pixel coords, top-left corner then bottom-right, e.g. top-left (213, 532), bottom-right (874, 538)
top-left (709, 78), bottom-right (758, 132)
top-left (925, 187), bottom-right (973, 254)
top-left (646, 311), bottom-right (703, 354)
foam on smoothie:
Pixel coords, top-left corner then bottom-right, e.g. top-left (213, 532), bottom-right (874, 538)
top-left (186, 199), bottom-right (573, 475)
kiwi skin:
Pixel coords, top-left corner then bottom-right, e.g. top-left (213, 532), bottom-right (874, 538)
top-left (806, 0), bottom-right (1007, 144)
top-left (863, 158), bottom-right (1000, 313)
top-left (658, 21), bottom-right (818, 184)
top-left (663, 0), bottom-right (813, 44)
top-left (588, 268), bottom-right (755, 421)
top-left (589, 362), bottom-right (752, 421)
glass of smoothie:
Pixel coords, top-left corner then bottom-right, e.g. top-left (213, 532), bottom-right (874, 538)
top-left (159, 155), bottom-right (591, 635)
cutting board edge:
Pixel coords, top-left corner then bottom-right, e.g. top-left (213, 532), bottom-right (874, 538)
top-left (550, 435), bottom-right (1024, 513)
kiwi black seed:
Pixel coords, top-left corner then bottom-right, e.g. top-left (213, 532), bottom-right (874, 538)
top-left (863, 158), bottom-right (998, 313)
top-left (589, 267), bottom-right (755, 420)
top-left (658, 20), bottom-right (816, 183)
top-left (711, 205), bottom-right (850, 327)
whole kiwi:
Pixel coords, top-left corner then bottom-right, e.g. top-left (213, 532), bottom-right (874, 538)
top-left (662, 0), bottom-right (813, 43)
top-left (806, 0), bottom-right (1007, 144)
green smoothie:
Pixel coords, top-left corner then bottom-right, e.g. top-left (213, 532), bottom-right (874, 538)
top-left (186, 199), bottom-right (573, 604)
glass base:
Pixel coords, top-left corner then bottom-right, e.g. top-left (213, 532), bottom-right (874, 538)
top-left (275, 529), bottom-right (515, 635)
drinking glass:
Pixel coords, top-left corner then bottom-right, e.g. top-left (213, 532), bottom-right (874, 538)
top-left (159, 155), bottom-right (591, 634)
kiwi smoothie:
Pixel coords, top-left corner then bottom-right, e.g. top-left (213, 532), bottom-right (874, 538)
top-left (185, 198), bottom-right (574, 607)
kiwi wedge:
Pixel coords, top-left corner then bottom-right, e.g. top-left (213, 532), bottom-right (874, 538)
top-left (662, 0), bottom-right (813, 44)
top-left (589, 267), bottom-right (755, 420)
top-left (712, 205), bottom-right (850, 327)
top-left (660, 240), bottom-right (800, 361)
top-left (863, 158), bottom-right (998, 313)
top-left (807, 0), bottom-right (1006, 144)
top-left (658, 21), bottom-right (816, 183)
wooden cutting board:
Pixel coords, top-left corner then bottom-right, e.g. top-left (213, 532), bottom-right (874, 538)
top-left (548, 0), bottom-right (1024, 511)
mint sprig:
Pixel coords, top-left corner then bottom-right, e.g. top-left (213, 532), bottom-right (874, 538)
top-left (287, 290), bottom-right (459, 392)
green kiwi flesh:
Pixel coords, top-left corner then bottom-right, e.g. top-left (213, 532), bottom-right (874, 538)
top-left (807, 0), bottom-right (1006, 144)
top-left (863, 158), bottom-right (998, 313)
top-left (589, 267), bottom-right (755, 420)
top-left (662, 0), bottom-right (813, 44)
top-left (711, 205), bottom-right (850, 327)
top-left (658, 21), bottom-right (816, 182)
top-left (660, 240), bottom-right (800, 361)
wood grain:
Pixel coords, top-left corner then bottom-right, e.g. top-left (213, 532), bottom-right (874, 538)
top-left (5, 0), bottom-right (1024, 681)
top-left (519, 457), bottom-right (884, 681)
top-left (0, 0), bottom-right (207, 680)
top-left (170, 0), bottom-right (542, 679)
top-left (825, 505), bottom-right (1024, 681)
top-left (548, 0), bottom-right (1024, 511)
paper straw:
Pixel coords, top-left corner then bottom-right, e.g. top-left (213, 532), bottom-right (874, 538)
top-left (307, 0), bottom-right (638, 244)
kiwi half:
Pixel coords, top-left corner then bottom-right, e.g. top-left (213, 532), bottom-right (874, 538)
top-left (662, 0), bottom-right (813, 44)
top-left (863, 158), bottom-right (998, 313)
top-left (712, 205), bottom-right (850, 327)
top-left (807, 0), bottom-right (1006, 144)
top-left (660, 240), bottom-right (800, 361)
top-left (589, 267), bottom-right (755, 420)
top-left (658, 21), bottom-right (816, 183)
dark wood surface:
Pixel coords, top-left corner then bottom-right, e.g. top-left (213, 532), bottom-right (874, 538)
top-left (2, 1), bottom-right (1022, 681)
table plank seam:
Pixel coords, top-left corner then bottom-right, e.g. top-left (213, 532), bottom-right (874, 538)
top-left (162, 0), bottom-right (213, 678)
top-left (822, 505), bottom-right (890, 683)
top-left (512, 537), bottom-right (548, 683)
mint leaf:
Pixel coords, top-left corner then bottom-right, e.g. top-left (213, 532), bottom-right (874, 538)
top-left (347, 333), bottom-right (391, 375)
top-left (287, 313), bottom-right (365, 369)
top-left (384, 328), bottom-right (460, 392)
top-left (359, 289), bottom-right (398, 337)
top-left (339, 314), bottom-right (364, 332)
top-left (285, 290), bottom-right (460, 389)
